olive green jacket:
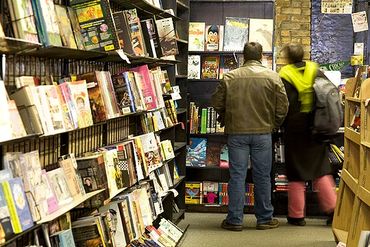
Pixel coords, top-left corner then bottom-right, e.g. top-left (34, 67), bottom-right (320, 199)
top-left (211, 60), bottom-right (289, 134)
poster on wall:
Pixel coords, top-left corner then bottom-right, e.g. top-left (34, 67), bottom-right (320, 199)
top-left (321, 0), bottom-right (352, 14)
top-left (351, 11), bottom-right (368, 33)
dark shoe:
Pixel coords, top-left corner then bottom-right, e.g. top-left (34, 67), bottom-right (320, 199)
top-left (256, 218), bottom-right (280, 230)
top-left (326, 212), bottom-right (334, 226)
top-left (221, 219), bottom-right (243, 231)
top-left (287, 217), bottom-right (306, 226)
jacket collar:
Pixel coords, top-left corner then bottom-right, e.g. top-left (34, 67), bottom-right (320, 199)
top-left (242, 60), bottom-right (262, 67)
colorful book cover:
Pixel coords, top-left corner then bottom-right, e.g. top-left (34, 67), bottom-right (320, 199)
top-left (185, 182), bottom-right (202, 204)
top-left (245, 183), bottom-right (254, 206)
top-left (186, 138), bottom-right (207, 167)
top-left (201, 55), bottom-right (220, 79)
top-left (70, 0), bottom-right (119, 51)
top-left (67, 6), bottom-right (85, 50)
top-left (55, 5), bottom-right (78, 49)
top-left (2, 178), bottom-right (34, 233)
top-left (31, 0), bottom-right (63, 46)
top-left (248, 19), bottom-right (273, 53)
top-left (43, 85), bottom-right (67, 133)
top-left (79, 72), bottom-right (108, 123)
top-left (126, 71), bottom-right (146, 112)
top-left (200, 108), bottom-right (207, 134)
top-left (112, 74), bottom-right (134, 115)
top-left (220, 55), bottom-right (238, 79)
top-left (202, 181), bottom-right (219, 204)
top-left (68, 80), bottom-right (94, 128)
top-left (130, 65), bottom-right (158, 111)
top-left (205, 25), bottom-right (222, 51)
top-left (188, 22), bottom-right (205, 51)
top-left (132, 136), bottom-right (148, 178)
top-left (188, 55), bottom-right (201, 79)
top-left (160, 140), bottom-right (175, 161)
top-left (124, 9), bottom-right (147, 56)
top-left (223, 17), bottom-right (249, 51)
top-left (206, 141), bottom-right (222, 167)
top-left (0, 185), bottom-right (14, 241)
top-left (138, 132), bottom-right (163, 173)
top-left (55, 86), bottom-right (75, 131)
top-left (155, 18), bottom-right (178, 56)
top-left (7, 0), bottom-right (39, 43)
top-left (116, 141), bottom-right (138, 188)
top-left (219, 144), bottom-right (229, 168)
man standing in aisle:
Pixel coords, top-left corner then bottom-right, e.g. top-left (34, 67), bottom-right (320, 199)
top-left (212, 42), bottom-right (289, 231)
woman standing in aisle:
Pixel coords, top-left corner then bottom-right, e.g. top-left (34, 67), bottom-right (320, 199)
top-left (279, 44), bottom-right (337, 226)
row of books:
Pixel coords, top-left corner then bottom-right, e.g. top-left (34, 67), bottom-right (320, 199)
top-left (186, 138), bottom-right (229, 168)
top-left (189, 104), bottom-right (224, 134)
top-left (1, 64), bottom-right (179, 140)
top-left (185, 182), bottom-right (254, 206)
top-left (188, 19), bottom-right (273, 52)
top-left (7, 0), bottom-right (179, 58)
top-left (188, 54), bottom-right (273, 80)
top-left (45, 191), bottom-right (183, 247)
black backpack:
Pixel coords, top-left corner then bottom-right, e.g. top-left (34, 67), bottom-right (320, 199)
top-left (311, 73), bottom-right (343, 138)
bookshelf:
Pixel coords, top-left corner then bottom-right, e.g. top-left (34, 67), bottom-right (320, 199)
top-left (0, 0), bottom-right (190, 246)
top-left (185, 0), bottom-right (275, 212)
top-left (332, 78), bottom-right (370, 246)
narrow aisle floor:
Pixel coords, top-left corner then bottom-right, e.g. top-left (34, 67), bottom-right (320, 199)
top-left (178, 213), bottom-right (337, 247)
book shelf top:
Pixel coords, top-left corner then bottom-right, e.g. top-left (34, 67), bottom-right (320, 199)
top-left (111, 0), bottom-right (181, 20)
top-left (188, 51), bottom-right (273, 55)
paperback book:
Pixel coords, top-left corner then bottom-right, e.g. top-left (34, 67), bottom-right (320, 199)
top-left (201, 56), bottom-right (220, 79)
top-left (223, 17), bottom-right (249, 51)
top-left (188, 22), bottom-right (205, 51)
top-left (186, 138), bottom-right (207, 167)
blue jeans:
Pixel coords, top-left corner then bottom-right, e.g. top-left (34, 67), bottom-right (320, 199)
top-left (226, 134), bottom-right (273, 225)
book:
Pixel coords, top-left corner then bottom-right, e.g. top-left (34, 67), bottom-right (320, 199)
top-left (188, 22), bottom-right (205, 51)
top-left (123, 9), bottom-right (147, 56)
top-left (219, 144), bottom-right (229, 168)
top-left (205, 25), bottom-right (223, 51)
top-left (55, 5), bottom-right (78, 49)
top-left (155, 18), bottom-right (178, 56)
top-left (40, 170), bottom-right (59, 216)
top-left (2, 178), bottom-right (34, 234)
top-left (7, 0), bottom-right (39, 43)
top-left (141, 19), bottom-right (162, 58)
top-left (188, 55), bottom-right (201, 79)
top-left (248, 19), bottom-right (274, 53)
top-left (59, 83), bottom-right (79, 129)
top-left (350, 105), bottom-right (361, 132)
top-left (245, 183), bottom-right (254, 206)
top-left (160, 140), bottom-right (175, 161)
top-left (206, 141), bottom-right (222, 167)
top-left (0, 185), bottom-right (14, 242)
top-left (223, 17), bottom-right (249, 51)
top-left (202, 181), bottom-right (219, 204)
top-left (47, 168), bottom-right (73, 207)
top-left (70, 0), bottom-right (119, 51)
top-left (8, 100), bottom-right (27, 139)
top-left (31, 0), bottom-right (63, 46)
top-left (68, 80), bottom-right (94, 128)
top-left (185, 182), bottom-right (202, 204)
top-left (72, 216), bottom-right (106, 247)
top-left (201, 55), bottom-right (220, 79)
top-left (220, 55), bottom-right (238, 79)
top-left (186, 138), bottom-right (207, 167)
top-left (125, 71), bottom-right (146, 112)
top-left (113, 11), bottom-right (135, 55)
top-left (200, 108), bottom-right (207, 134)
top-left (58, 154), bottom-right (86, 199)
top-left (137, 132), bottom-right (163, 173)
top-left (75, 154), bottom-right (109, 207)
top-left (118, 196), bottom-right (135, 243)
top-left (116, 141), bottom-right (139, 188)
top-left (112, 73), bottom-right (135, 114)
top-left (51, 229), bottom-right (76, 247)
top-left (67, 6), bottom-right (85, 50)
top-left (218, 182), bottom-right (228, 205)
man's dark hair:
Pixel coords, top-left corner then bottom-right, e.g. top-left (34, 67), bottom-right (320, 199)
top-left (281, 44), bottom-right (304, 64)
top-left (243, 42), bottom-right (263, 62)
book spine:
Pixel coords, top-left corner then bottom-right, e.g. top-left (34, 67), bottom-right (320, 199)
top-left (200, 108), bottom-right (207, 134)
top-left (207, 107), bottom-right (212, 134)
top-left (2, 182), bottom-right (21, 233)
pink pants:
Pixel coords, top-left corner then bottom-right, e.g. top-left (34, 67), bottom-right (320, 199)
top-left (288, 175), bottom-right (337, 218)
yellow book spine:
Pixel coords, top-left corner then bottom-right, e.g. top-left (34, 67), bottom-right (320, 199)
top-left (2, 182), bottom-right (22, 233)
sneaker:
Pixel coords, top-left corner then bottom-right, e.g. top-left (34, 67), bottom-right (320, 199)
top-left (221, 219), bottom-right (243, 231)
top-left (256, 218), bottom-right (280, 230)
top-left (287, 217), bottom-right (306, 226)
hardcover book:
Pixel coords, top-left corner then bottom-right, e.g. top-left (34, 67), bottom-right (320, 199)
top-left (201, 55), bottom-right (220, 79)
top-left (248, 19), bottom-right (274, 53)
top-left (31, 0), bottom-right (63, 46)
top-left (155, 18), bottom-right (179, 56)
top-left (7, 0), bottom-right (39, 43)
top-left (187, 55), bottom-right (201, 79)
top-left (223, 17), bottom-right (249, 51)
top-left (205, 25), bottom-right (223, 51)
top-left (188, 22), bottom-right (205, 51)
top-left (55, 5), bottom-right (78, 49)
top-left (202, 181), bottom-right (219, 204)
top-left (2, 178), bottom-right (34, 233)
top-left (70, 0), bottom-right (120, 51)
top-left (185, 182), bottom-right (202, 204)
top-left (186, 138), bottom-right (207, 167)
